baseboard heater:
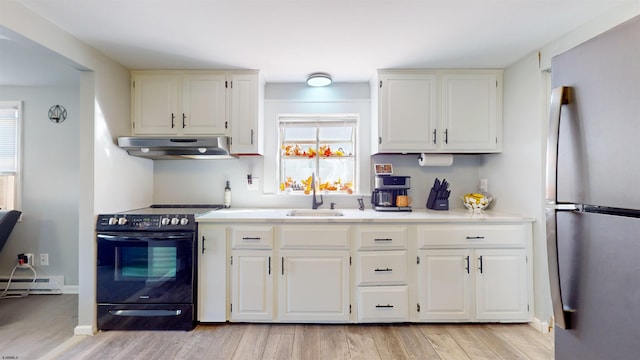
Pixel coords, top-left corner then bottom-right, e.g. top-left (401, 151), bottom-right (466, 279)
top-left (0, 275), bottom-right (63, 295)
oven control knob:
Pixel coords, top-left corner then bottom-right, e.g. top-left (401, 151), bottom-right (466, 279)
top-left (118, 217), bottom-right (128, 226)
top-left (171, 217), bottom-right (180, 225)
top-left (108, 217), bottom-right (118, 225)
top-left (161, 217), bottom-right (170, 226)
top-left (180, 218), bottom-right (189, 226)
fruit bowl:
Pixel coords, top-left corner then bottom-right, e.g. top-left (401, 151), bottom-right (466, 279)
top-left (462, 194), bottom-right (493, 211)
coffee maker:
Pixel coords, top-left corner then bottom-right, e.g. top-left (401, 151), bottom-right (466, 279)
top-left (371, 175), bottom-right (412, 211)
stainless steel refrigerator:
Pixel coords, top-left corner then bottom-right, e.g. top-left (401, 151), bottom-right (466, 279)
top-left (546, 15), bottom-right (640, 359)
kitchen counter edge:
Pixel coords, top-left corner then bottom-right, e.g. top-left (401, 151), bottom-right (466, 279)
top-left (196, 208), bottom-right (534, 223)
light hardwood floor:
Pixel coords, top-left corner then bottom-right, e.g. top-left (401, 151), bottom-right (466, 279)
top-left (0, 294), bottom-right (77, 359)
top-left (0, 294), bottom-right (554, 359)
top-left (54, 322), bottom-right (552, 359)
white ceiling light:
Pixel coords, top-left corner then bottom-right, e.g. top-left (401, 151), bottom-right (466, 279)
top-left (306, 73), bottom-right (332, 87)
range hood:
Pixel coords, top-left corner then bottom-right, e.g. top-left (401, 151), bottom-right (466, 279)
top-left (117, 136), bottom-right (237, 160)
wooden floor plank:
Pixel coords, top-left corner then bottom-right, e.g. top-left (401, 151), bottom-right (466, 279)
top-left (419, 324), bottom-right (472, 360)
top-left (393, 324), bottom-right (442, 360)
top-left (486, 324), bottom-right (553, 360)
top-left (369, 325), bottom-right (410, 360)
top-left (319, 325), bottom-right (350, 360)
top-left (471, 324), bottom-right (531, 360)
top-left (344, 325), bottom-right (382, 360)
top-left (441, 324), bottom-right (500, 360)
top-left (231, 324), bottom-right (271, 360)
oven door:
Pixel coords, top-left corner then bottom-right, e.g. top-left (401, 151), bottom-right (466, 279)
top-left (97, 232), bottom-right (195, 304)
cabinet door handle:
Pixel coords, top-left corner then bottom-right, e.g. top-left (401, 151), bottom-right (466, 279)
top-left (432, 129), bottom-right (437, 144)
top-left (268, 256), bottom-right (271, 275)
top-left (242, 237), bottom-right (261, 241)
top-left (281, 257), bottom-right (284, 275)
top-left (182, 113), bottom-right (186, 128)
top-left (478, 255), bottom-right (484, 274)
top-left (444, 129), bottom-right (449, 144)
top-left (466, 236), bottom-right (485, 240)
top-left (375, 304), bottom-right (394, 308)
top-left (374, 268), bottom-right (392, 272)
top-left (171, 113), bottom-right (175, 128)
top-left (465, 255), bottom-right (470, 274)
top-left (250, 129), bottom-right (254, 145)
top-left (201, 236), bottom-right (206, 254)
top-left (374, 238), bottom-right (392, 242)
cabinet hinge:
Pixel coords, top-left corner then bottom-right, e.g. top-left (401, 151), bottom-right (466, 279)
top-left (225, 121), bottom-right (228, 129)
top-left (132, 81), bottom-right (135, 88)
top-left (349, 256), bottom-right (352, 266)
top-left (225, 80), bottom-right (228, 88)
top-left (496, 80), bottom-right (498, 87)
top-left (230, 303), bottom-right (232, 313)
top-left (349, 304), bottom-right (352, 314)
top-left (379, 80), bottom-right (382, 88)
top-left (417, 303), bottom-right (421, 312)
top-left (527, 304), bottom-right (530, 312)
top-left (416, 256), bottom-right (420, 265)
top-left (230, 256), bottom-right (233, 265)
top-left (496, 137), bottom-right (498, 144)
top-left (378, 137), bottom-right (382, 145)
top-left (526, 256), bottom-right (528, 264)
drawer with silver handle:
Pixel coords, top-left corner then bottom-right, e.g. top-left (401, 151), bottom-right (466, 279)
top-left (356, 251), bottom-right (407, 285)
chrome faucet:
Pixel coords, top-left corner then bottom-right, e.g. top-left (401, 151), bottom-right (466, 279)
top-left (311, 172), bottom-right (323, 209)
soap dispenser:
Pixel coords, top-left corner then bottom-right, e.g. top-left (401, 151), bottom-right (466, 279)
top-left (224, 180), bottom-right (231, 208)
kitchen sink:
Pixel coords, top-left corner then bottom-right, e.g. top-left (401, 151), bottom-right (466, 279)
top-left (286, 209), bottom-right (344, 217)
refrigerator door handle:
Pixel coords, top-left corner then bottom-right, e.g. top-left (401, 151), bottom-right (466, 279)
top-left (545, 86), bottom-right (571, 204)
top-left (546, 86), bottom-right (576, 330)
top-left (546, 207), bottom-right (577, 330)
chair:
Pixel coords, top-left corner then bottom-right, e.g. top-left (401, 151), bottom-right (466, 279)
top-left (0, 210), bottom-right (21, 253)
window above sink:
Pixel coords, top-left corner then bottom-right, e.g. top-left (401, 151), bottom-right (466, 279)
top-left (278, 114), bottom-right (358, 195)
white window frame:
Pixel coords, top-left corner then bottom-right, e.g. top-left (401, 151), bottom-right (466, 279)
top-left (278, 113), bottom-right (359, 194)
top-left (0, 101), bottom-right (23, 211)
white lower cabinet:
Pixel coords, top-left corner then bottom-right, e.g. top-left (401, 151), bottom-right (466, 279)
top-left (198, 225), bottom-right (227, 322)
top-left (354, 225), bottom-right (409, 322)
top-left (205, 221), bottom-right (531, 324)
top-left (475, 249), bottom-right (528, 320)
top-left (418, 249), bottom-right (472, 320)
top-left (417, 224), bottom-right (531, 322)
top-left (230, 251), bottom-right (273, 321)
top-left (357, 286), bottom-right (409, 322)
top-left (229, 226), bottom-right (274, 322)
top-left (278, 250), bottom-right (350, 322)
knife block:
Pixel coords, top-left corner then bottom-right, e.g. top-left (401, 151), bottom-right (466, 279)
top-left (426, 188), bottom-right (449, 210)
top-left (432, 199), bottom-right (449, 210)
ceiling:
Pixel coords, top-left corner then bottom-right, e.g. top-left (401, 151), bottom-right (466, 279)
top-left (1, 0), bottom-right (636, 86)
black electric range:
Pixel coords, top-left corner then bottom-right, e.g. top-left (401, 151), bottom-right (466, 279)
top-left (95, 204), bottom-right (222, 331)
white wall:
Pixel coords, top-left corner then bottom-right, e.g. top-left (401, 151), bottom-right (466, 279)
top-left (0, 85), bottom-right (80, 287)
top-left (1, 0), bottom-right (153, 334)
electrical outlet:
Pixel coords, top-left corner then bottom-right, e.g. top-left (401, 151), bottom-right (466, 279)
top-left (40, 253), bottom-right (49, 266)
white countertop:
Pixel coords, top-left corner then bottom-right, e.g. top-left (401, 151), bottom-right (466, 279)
top-left (196, 208), bottom-right (533, 223)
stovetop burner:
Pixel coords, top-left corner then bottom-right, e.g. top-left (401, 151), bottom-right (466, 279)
top-left (121, 204), bottom-right (224, 215)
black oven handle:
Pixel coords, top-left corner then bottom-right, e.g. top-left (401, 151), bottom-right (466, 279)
top-left (97, 233), bottom-right (192, 242)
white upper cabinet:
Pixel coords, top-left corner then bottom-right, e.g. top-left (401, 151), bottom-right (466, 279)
top-left (376, 72), bottom-right (438, 152)
top-left (372, 69), bottom-right (503, 154)
top-left (229, 72), bottom-right (263, 154)
top-left (131, 70), bottom-right (264, 154)
top-left (132, 74), bottom-right (180, 135)
top-left (181, 74), bottom-right (227, 135)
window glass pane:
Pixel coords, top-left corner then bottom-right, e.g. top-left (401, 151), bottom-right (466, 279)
top-left (279, 115), bottom-right (357, 194)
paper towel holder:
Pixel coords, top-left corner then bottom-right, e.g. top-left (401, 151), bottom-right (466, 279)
top-left (418, 153), bottom-right (454, 167)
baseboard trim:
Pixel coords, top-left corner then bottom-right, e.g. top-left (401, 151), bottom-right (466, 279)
top-left (0, 275), bottom-right (63, 295)
top-left (530, 317), bottom-right (552, 333)
top-left (74, 325), bottom-right (95, 336)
